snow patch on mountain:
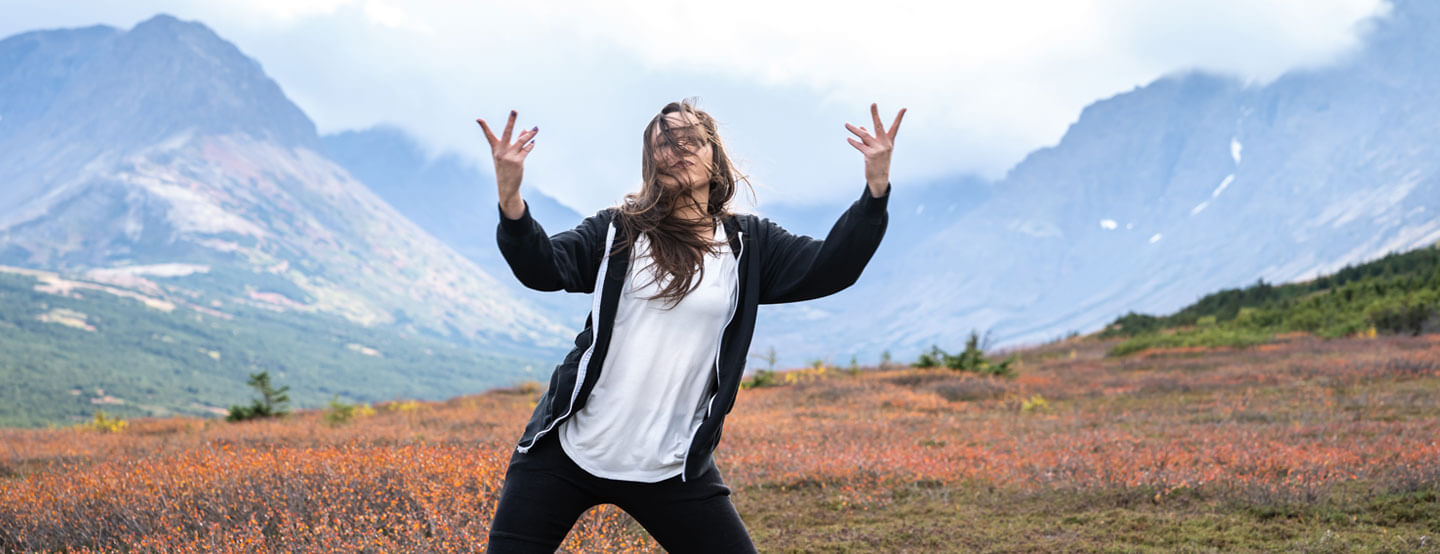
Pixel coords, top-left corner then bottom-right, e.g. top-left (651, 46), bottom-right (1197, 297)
top-left (87, 263), bottom-right (210, 279)
top-left (1211, 174), bottom-right (1235, 198)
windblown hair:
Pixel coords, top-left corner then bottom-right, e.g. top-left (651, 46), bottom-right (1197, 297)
top-left (615, 100), bottom-right (751, 307)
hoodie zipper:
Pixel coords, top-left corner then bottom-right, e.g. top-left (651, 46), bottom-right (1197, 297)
top-left (681, 229), bottom-right (743, 482)
top-left (516, 221), bottom-right (618, 454)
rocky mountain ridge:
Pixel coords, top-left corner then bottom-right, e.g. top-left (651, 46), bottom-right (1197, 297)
top-left (754, 0), bottom-right (1440, 363)
top-left (0, 15), bottom-right (569, 352)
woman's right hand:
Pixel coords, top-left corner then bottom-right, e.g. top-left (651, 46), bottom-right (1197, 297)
top-left (476, 110), bottom-right (537, 220)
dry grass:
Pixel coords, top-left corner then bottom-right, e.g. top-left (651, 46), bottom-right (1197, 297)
top-left (3, 334), bottom-right (1439, 551)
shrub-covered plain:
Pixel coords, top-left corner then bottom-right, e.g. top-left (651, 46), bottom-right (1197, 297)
top-left (2, 335), bottom-right (1438, 552)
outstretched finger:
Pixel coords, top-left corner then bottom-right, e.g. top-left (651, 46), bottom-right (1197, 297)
top-left (870, 103), bottom-right (886, 137)
top-left (847, 137), bottom-right (872, 153)
top-left (514, 126), bottom-right (538, 147)
top-left (501, 110), bottom-right (516, 143)
top-left (476, 118), bottom-right (498, 148)
top-left (845, 123), bottom-right (877, 145)
top-left (888, 108), bottom-right (907, 141)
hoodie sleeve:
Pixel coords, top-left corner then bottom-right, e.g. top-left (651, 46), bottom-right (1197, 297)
top-left (496, 200), bottom-right (612, 294)
top-left (758, 183), bottom-right (889, 304)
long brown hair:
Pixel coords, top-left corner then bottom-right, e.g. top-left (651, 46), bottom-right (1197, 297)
top-left (615, 100), bottom-right (750, 307)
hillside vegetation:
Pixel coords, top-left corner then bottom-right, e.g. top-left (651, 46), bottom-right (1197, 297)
top-left (0, 268), bottom-right (546, 427)
top-left (3, 335), bottom-right (1437, 551)
top-left (1102, 243), bottom-right (1440, 356)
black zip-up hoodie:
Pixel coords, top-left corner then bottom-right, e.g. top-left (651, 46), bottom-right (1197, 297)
top-left (496, 183), bottom-right (889, 482)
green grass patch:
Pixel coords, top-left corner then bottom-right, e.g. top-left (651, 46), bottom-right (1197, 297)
top-left (1102, 244), bottom-right (1440, 356)
top-left (734, 479), bottom-right (1440, 552)
top-left (1109, 327), bottom-right (1275, 357)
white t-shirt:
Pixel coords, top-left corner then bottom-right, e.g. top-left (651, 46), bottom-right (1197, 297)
top-left (558, 222), bottom-right (738, 482)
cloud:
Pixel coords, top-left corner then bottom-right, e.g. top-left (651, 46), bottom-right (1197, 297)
top-left (0, 0), bottom-right (1389, 212)
top-left (219, 0), bottom-right (352, 21)
top-left (359, 1), bottom-right (430, 32)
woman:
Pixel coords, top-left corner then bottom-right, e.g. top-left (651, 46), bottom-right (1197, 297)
top-left (477, 100), bottom-right (903, 552)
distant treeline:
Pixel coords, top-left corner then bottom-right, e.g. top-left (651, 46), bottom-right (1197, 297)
top-left (1102, 243), bottom-right (1440, 355)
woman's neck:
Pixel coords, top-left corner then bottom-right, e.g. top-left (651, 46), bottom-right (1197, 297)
top-left (672, 185), bottom-right (712, 230)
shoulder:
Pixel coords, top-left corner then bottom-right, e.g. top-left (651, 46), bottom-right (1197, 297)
top-left (579, 207), bottom-right (619, 231)
top-left (731, 213), bottom-right (797, 247)
top-left (730, 212), bottom-right (778, 234)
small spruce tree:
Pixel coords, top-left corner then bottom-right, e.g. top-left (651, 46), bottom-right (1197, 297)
top-left (227, 371), bottom-right (291, 422)
top-left (915, 331), bottom-right (1019, 377)
top-left (913, 345), bottom-right (946, 368)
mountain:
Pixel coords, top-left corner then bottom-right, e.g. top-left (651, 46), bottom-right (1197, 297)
top-left (0, 15), bottom-right (573, 425)
top-left (0, 266), bottom-right (548, 427)
top-left (8, 3), bottom-right (1435, 391)
top-left (755, 0), bottom-right (1440, 365)
top-left (320, 126), bottom-right (589, 327)
top-left (0, 14), bottom-right (567, 348)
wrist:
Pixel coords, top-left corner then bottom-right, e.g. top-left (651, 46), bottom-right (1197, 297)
top-left (499, 194), bottom-right (526, 220)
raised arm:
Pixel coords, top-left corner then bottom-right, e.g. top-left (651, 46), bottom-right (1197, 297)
top-left (476, 110), bottom-right (536, 220)
top-left (496, 204), bottom-right (611, 293)
top-left (758, 103), bottom-right (905, 304)
top-left (758, 184), bottom-right (889, 304)
top-left (847, 103), bottom-right (905, 199)
top-left (479, 110), bottom-right (608, 293)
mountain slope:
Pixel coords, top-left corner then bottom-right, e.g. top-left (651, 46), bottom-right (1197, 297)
top-left (320, 126), bottom-right (590, 327)
top-left (0, 15), bottom-right (577, 426)
top-left (1098, 242), bottom-right (1440, 356)
top-left (0, 266), bottom-right (548, 427)
top-left (757, 0), bottom-right (1440, 363)
top-left (0, 14), bottom-right (568, 350)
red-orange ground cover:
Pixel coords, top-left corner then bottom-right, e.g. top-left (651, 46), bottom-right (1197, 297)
top-left (2, 334), bottom-right (1438, 551)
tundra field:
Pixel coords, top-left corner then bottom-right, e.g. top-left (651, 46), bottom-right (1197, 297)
top-left (2, 334), bottom-right (1439, 552)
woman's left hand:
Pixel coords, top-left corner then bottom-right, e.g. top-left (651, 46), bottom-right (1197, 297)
top-left (845, 103), bottom-right (906, 198)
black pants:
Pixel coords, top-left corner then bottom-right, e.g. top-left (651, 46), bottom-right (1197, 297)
top-left (485, 434), bottom-right (756, 553)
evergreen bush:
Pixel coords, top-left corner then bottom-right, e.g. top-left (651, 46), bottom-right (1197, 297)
top-left (226, 371), bottom-right (291, 422)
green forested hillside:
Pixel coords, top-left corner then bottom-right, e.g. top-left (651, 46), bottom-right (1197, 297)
top-left (0, 271), bottom-right (551, 427)
top-left (1102, 243), bottom-right (1440, 355)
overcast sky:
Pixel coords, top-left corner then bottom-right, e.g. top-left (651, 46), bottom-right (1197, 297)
top-left (0, 0), bottom-right (1390, 213)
